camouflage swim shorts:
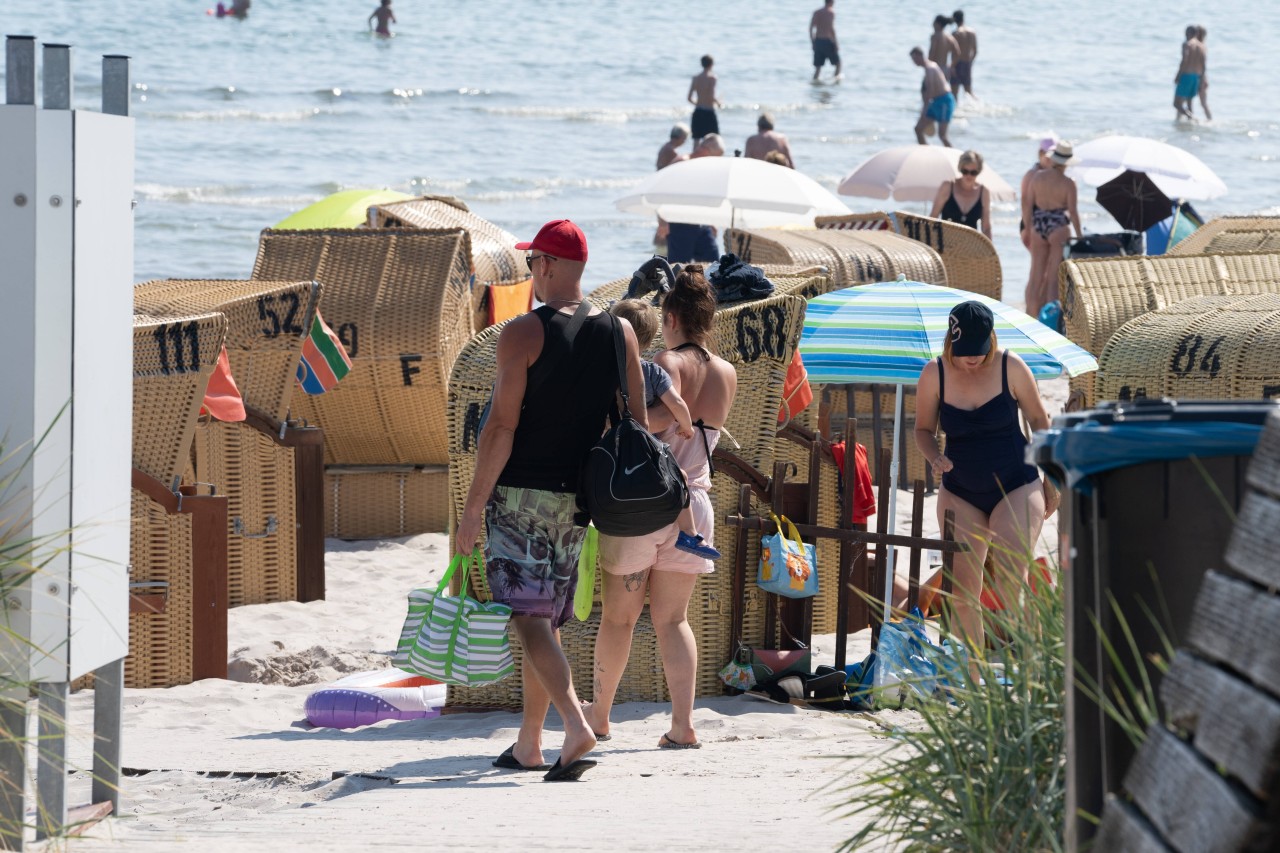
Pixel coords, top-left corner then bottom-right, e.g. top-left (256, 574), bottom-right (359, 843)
top-left (484, 485), bottom-right (586, 629)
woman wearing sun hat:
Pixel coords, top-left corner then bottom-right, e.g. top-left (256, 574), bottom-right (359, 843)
top-left (913, 300), bottom-right (1053, 659)
top-left (1022, 140), bottom-right (1082, 319)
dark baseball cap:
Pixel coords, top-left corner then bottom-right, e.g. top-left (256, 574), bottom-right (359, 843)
top-left (948, 301), bottom-right (994, 357)
top-left (515, 219), bottom-right (588, 262)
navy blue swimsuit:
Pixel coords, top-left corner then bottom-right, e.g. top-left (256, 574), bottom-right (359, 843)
top-left (938, 353), bottom-right (1040, 515)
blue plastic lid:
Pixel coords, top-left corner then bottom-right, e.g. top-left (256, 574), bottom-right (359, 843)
top-left (1030, 399), bottom-right (1275, 490)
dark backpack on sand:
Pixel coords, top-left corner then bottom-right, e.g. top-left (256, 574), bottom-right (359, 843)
top-left (575, 314), bottom-right (689, 536)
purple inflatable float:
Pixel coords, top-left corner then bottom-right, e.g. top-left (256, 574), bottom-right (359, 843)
top-left (304, 667), bottom-right (447, 729)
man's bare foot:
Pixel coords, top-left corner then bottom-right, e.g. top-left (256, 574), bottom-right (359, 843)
top-left (510, 740), bottom-right (544, 769)
top-left (557, 725), bottom-right (598, 770)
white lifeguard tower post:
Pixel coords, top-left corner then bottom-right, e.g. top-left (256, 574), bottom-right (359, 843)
top-left (0, 35), bottom-right (133, 848)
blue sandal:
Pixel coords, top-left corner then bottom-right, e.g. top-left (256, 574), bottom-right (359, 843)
top-left (675, 531), bottom-right (721, 559)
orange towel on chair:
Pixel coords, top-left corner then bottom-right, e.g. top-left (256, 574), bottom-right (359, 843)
top-left (776, 350), bottom-right (813, 425)
top-left (200, 346), bottom-right (246, 422)
top-left (487, 279), bottom-right (535, 326)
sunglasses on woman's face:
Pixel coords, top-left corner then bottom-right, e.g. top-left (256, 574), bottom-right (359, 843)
top-left (960, 168), bottom-right (980, 176)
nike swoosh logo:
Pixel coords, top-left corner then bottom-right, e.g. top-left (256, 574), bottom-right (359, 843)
top-left (624, 463), bottom-right (644, 476)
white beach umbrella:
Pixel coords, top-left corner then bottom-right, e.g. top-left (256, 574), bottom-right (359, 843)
top-left (1067, 134), bottom-right (1227, 200)
top-left (615, 157), bottom-right (851, 230)
top-left (838, 145), bottom-right (1017, 203)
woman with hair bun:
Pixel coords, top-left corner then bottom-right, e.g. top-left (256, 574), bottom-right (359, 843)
top-left (585, 265), bottom-right (737, 750)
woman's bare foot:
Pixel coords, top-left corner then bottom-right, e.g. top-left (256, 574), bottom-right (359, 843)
top-left (580, 701), bottom-right (610, 739)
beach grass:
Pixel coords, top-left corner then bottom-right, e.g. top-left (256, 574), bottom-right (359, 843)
top-left (834, 552), bottom-right (1067, 853)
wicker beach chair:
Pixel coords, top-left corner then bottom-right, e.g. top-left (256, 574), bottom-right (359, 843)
top-left (1167, 215), bottom-right (1280, 256)
top-left (252, 227), bottom-right (474, 538)
top-left (1060, 252), bottom-right (1280, 408)
top-left (134, 278), bottom-right (326, 607)
top-left (1096, 294), bottom-right (1280, 403)
top-left (818, 210), bottom-right (1003, 300)
top-left (125, 313), bottom-right (231, 689)
top-left (726, 226), bottom-right (947, 289)
top-left (369, 195), bottom-right (531, 329)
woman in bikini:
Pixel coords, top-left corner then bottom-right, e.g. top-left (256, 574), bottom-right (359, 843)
top-left (584, 266), bottom-right (736, 750)
top-left (914, 301), bottom-right (1053, 660)
top-left (930, 149), bottom-right (992, 239)
top-left (1021, 140), bottom-right (1081, 320)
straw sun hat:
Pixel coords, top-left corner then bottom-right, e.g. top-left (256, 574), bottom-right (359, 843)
top-left (1049, 140), bottom-right (1075, 166)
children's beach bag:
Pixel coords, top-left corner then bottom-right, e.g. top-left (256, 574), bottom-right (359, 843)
top-left (394, 549), bottom-right (514, 687)
top-left (757, 513), bottom-right (818, 599)
top-left (575, 313), bottom-right (689, 536)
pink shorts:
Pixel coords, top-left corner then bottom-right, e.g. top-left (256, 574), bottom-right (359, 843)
top-left (598, 488), bottom-right (716, 576)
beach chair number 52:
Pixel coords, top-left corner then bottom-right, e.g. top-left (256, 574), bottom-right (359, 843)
top-left (257, 293), bottom-right (305, 338)
top-left (735, 305), bottom-right (788, 363)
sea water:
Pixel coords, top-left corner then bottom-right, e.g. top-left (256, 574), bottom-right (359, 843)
top-left (3, 1), bottom-right (1277, 304)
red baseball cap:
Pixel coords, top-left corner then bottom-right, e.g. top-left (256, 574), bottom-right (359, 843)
top-left (515, 219), bottom-right (588, 262)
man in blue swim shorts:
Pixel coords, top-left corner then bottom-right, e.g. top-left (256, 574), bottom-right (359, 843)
top-left (911, 46), bottom-right (954, 147)
top-left (1173, 24), bottom-right (1206, 120)
top-left (457, 219), bottom-right (647, 782)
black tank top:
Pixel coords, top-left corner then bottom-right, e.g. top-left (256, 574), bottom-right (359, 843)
top-left (497, 306), bottom-right (620, 493)
top-left (940, 181), bottom-right (982, 229)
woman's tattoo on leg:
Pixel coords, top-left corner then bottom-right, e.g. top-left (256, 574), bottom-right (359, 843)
top-left (623, 570), bottom-right (647, 592)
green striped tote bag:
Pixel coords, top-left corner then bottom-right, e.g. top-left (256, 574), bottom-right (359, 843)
top-left (400, 549), bottom-right (514, 686)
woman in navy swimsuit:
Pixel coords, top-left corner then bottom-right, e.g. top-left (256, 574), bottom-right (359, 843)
top-left (914, 301), bottom-right (1052, 654)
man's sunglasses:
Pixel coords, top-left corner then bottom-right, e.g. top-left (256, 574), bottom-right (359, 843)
top-left (526, 253), bottom-right (558, 271)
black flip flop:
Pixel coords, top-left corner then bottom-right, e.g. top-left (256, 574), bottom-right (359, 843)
top-left (492, 744), bottom-right (550, 772)
top-left (543, 757), bottom-right (598, 782)
top-left (658, 733), bottom-right (702, 750)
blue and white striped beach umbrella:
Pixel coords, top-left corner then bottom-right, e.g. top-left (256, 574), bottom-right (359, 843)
top-left (799, 278), bottom-right (1098, 385)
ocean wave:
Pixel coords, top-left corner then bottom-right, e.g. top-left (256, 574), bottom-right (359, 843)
top-left (144, 107), bottom-right (332, 122)
top-left (476, 105), bottom-right (679, 123)
top-left (135, 184), bottom-right (319, 207)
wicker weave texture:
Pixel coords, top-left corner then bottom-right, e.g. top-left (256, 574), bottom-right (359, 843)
top-left (1167, 216), bottom-right (1280, 256)
top-left (726, 227), bottom-right (946, 290)
top-left (890, 211), bottom-right (1002, 300)
top-left (127, 488), bottom-right (195, 688)
top-left (446, 608), bottom-right (668, 709)
top-left (324, 466), bottom-right (450, 538)
top-left (370, 196), bottom-right (525, 287)
top-left (131, 312), bottom-right (227, 486)
top-left (133, 280), bottom-right (320, 423)
top-left (193, 420), bottom-right (298, 607)
top-left (814, 212), bottom-right (894, 230)
top-left (1061, 253), bottom-right (1280, 407)
top-left (1096, 294), bottom-right (1280, 403)
top-left (252, 228), bottom-right (474, 466)
top-left (823, 385), bottom-right (932, 486)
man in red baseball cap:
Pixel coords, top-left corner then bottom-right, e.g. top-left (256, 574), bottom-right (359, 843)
top-left (457, 218), bottom-right (645, 782)
top-left (514, 218), bottom-right (588, 263)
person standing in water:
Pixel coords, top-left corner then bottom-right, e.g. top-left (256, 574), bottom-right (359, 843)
top-left (1195, 25), bottom-right (1212, 120)
top-left (1174, 25), bottom-right (1206, 121)
top-left (928, 15), bottom-right (960, 80)
top-left (368, 0), bottom-right (396, 37)
top-left (911, 46), bottom-right (954, 147)
top-left (809, 1), bottom-right (842, 82)
top-left (687, 55), bottom-right (722, 147)
top-left (950, 10), bottom-right (978, 101)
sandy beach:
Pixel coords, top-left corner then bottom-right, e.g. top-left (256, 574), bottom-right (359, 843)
top-left (47, 381), bottom-right (1065, 852)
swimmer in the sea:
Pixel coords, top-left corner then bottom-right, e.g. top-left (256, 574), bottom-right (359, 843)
top-left (369, 0), bottom-right (396, 37)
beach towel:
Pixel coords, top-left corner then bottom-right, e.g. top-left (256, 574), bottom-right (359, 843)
top-left (200, 346), bottom-right (247, 422)
top-left (295, 310), bottom-right (352, 395)
top-left (487, 279), bottom-right (535, 326)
